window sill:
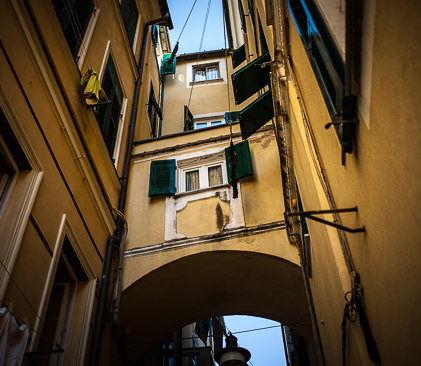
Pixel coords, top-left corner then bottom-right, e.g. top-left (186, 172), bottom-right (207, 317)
top-left (175, 183), bottom-right (230, 197)
top-left (189, 78), bottom-right (224, 86)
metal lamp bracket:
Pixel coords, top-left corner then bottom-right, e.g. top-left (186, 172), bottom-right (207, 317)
top-left (285, 206), bottom-right (365, 233)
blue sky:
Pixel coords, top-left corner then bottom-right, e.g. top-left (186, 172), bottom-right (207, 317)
top-left (167, 0), bottom-right (226, 54)
top-left (224, 316), bottom-right (287, 366)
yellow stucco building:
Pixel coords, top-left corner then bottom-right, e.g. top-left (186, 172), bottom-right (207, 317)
top-left (1, 0), bottom-right (421, 365)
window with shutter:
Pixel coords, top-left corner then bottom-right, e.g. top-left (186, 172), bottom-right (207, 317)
top-left (52, 0), bottom-right (95, 59)
top-left (149, 160), bottom-right (176, 196)
top-left (184, 106), bottom-right (194, 131)
top-left (224, 140), bottom-right (253, 182)
top-left (95, 56), bottom-right (123, 158)
top-left (148, 85), bottom-right (161, 137)
top-left (120, 0), bottom-right (139, 46)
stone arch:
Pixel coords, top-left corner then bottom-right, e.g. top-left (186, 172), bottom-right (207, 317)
top-left (118, 250), bottom-right (310, 362)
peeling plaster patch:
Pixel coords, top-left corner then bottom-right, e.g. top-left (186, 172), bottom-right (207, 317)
top-left (260, 133), bottom-right (275, 149)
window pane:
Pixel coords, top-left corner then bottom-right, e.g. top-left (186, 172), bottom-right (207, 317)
top-left (195, 123), bottom-right (208, 129)
top-left (186, 170), bottom-right (199, 191)
top-left (208, 166), bottom-right (223, 187)
top-left (194, 69), bottom-right (206, 82)
top-left (207, 66), bottom-right (219, 80)
top-left (211, 121), bottom-right (222, 126)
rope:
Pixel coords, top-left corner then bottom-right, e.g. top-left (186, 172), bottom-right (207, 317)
top-left (222, 1), bottom-right (232, 138)
top-left (177, 0), bottom-right (200, 44)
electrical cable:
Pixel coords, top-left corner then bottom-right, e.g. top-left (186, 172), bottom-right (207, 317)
top-left (221, 1), bottom-right (232, 138)
top-left (187, 0), bottom-right (213, 109)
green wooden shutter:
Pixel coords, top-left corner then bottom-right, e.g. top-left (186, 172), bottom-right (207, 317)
top-left (232, 45), bottom-right (246, 69)
top-left (239, 89), bottom-right (274, 140)
top-left (225, 140), bottom-right (253, 182)
top-left (149, 160), bottom-right (176, 196)
top-left (225, 111), bottom-right (239, 123)
top-left (231, 53), bottom-right (271, 105)
top-left (184, 105), bottom-right (194, 131)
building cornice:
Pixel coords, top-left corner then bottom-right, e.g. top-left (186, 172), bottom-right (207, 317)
top-left (124, 220), bottom-right (286, 258)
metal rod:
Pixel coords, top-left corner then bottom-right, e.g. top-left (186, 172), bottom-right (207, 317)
top-left (286, 207), bottom-right (358, 216)
top-left (286, 207), bottom-right (365, 233)
top-left (86, 100), bottom-right (111, 109)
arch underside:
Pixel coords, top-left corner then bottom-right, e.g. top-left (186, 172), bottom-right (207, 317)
top-left (118, 250), bottom-right (310, 362)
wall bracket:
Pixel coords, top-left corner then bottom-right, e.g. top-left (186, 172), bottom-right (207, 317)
top-left (285, 206), bottom-right (365, 233)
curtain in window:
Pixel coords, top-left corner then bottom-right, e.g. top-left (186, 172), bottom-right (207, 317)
top-left (186, 170), bottom-right (199, 191)
top-left (207, 67), bottom-right (219, 80)
top-left (208, 166), bottom-right (223, 187)
top-left (194, 69), bottom-right (206, 82)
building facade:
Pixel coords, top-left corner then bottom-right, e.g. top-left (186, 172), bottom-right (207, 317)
top-left (0, 0), bottom-right (172, 364)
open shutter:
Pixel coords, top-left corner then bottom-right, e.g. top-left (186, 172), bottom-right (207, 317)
top-left (149, 160), bottom-right (176, 196)
top-left (239, 89), bottom-right (274, 140)
top-left (232, 45), bottom-right (246, 69)
top-left (225, 140), bottom-right (253, 182)
top-left (231, 53), bottom-right (271, 105)
top-left (184, 105), bottom-right (194, 131)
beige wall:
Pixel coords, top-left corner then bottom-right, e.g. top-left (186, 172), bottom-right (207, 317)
top-left (286, 0), bottom-right (421, 364)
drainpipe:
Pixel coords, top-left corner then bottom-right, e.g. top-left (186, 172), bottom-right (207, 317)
top-left (88, 13), bottom-right (171, 366)
top-left (269, 0), bottom-right (325, 365)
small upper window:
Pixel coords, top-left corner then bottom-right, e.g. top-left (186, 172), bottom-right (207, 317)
top-left (120, 0), bottom-right (139, 47)
top-left (193, 64), bottom-right (220, 82)
top-left (52, 0), bottom-right (95, 59)
top-left (194, 121), bottom-right (224, 130)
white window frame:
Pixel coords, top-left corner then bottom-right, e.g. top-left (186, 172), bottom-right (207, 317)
top-left (98, 42), bottom-right (128, 168)
top-left (186, 59), bottom-right (227, 88)
top-left (180, 160), bottom-right (228, 193)
top-left (0, 88), bottom-right (44, 300)
top-left (193, 112), bottom-right (226, 130)
top-left (31, 215), bottom-right (96, 365)
top-left (177, 151), bottom-right (229, 194)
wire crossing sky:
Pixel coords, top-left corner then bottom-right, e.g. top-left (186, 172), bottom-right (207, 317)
top-left (167, 0), bottom-right (226, 54)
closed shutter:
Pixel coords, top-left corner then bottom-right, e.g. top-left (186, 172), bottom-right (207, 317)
top-left (225, 140), bottom-right (253, 182)
top-left (149, 160), bottom-right (176, 196)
